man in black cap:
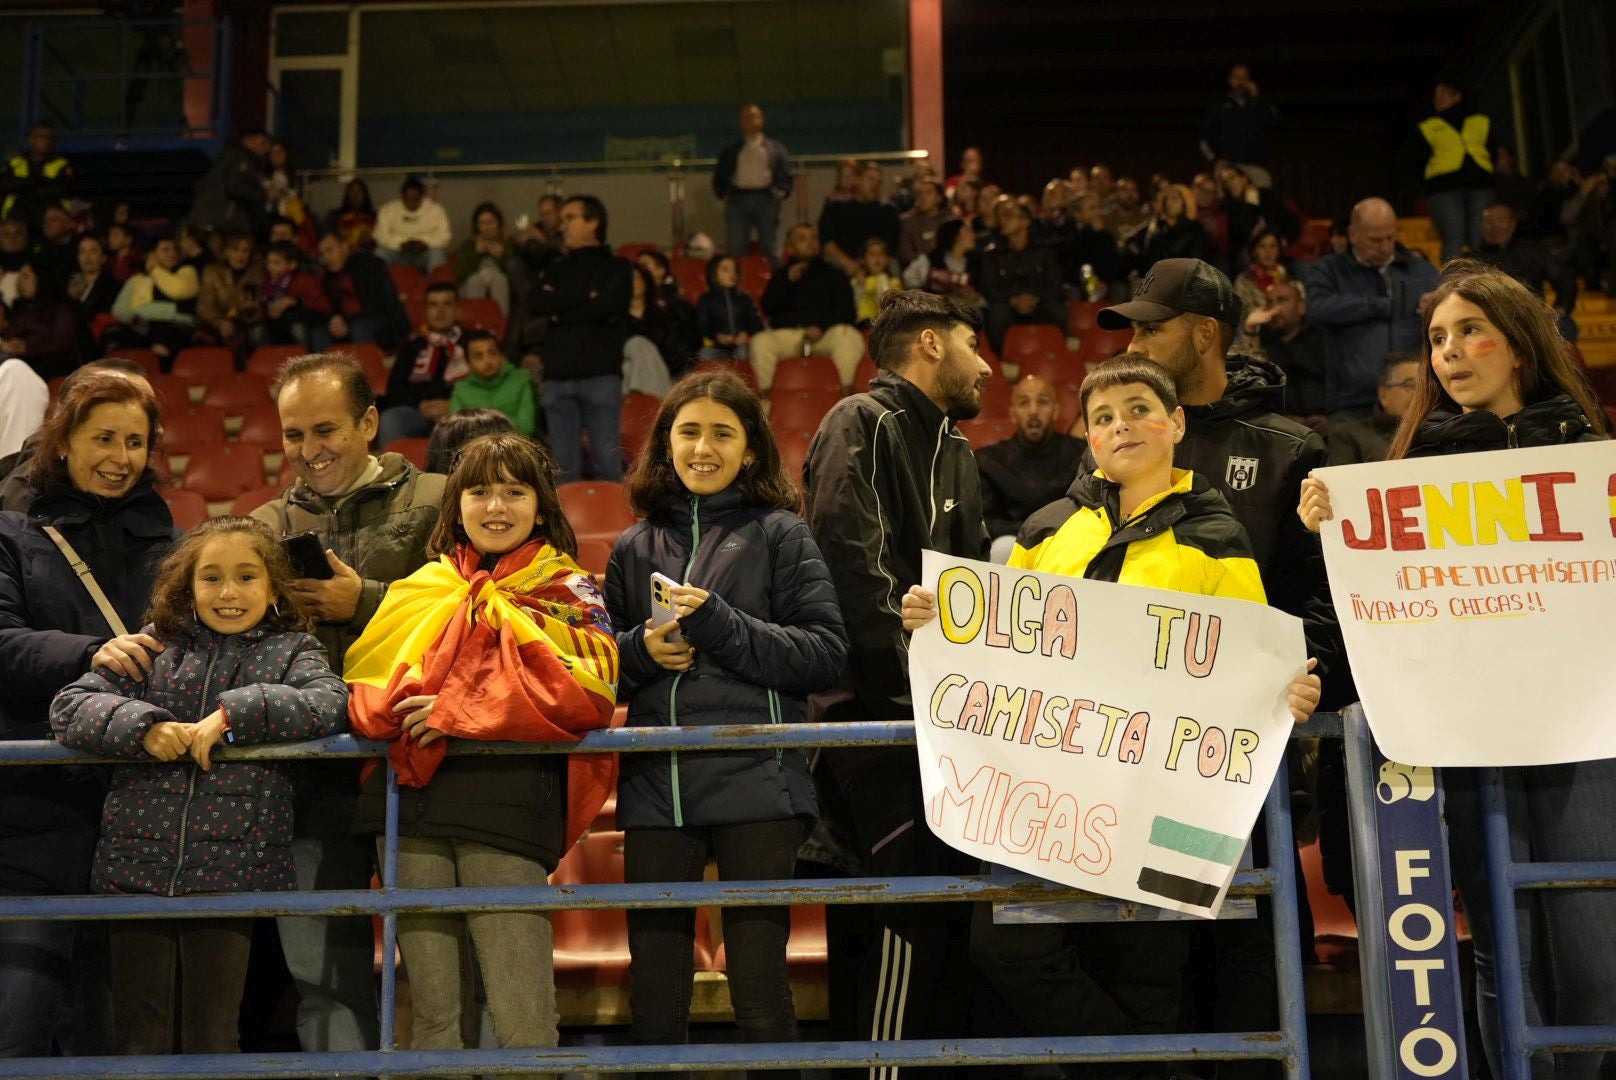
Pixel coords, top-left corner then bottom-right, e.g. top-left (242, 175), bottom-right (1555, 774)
top-left (1096, 257), bottom-right (1336, 1070)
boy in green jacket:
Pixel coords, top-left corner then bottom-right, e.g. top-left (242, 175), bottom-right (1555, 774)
top-left (449, 328), bottom-right (537, 436)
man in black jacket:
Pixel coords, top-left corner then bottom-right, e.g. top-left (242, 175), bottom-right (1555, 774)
top-left (529, 194), bottom-right (632, 482)
top-left (751, 223), bottom-right (864, 392)
top-left (378, 282), bottom-right (468, 445)
top-left (1475, 202), bottom-right (1578, 322)
top-left (976, 374), bottom-right (1085, 560)
top-left (188, 129), bottom-right (270, 234)
top-left (805, 289), bottom-right (991, 1077)
top-left (311, 231), bottom-right (409, 353)
top-left (980, 200), bottom-right (1065, 351)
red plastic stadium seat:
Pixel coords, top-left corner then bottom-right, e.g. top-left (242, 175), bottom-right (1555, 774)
top-left (1001, 324), bottom-right (1068, 365)
top-left (558, 481), bottom-right (636, 541)
top-left (246, 344), bottom-right (307, 382)
top-left (852, 354), bottom-right (877, 393)
top-left (160, 487), bottom-right (209, 531)
top-left (103, 347), bottom-right (161, 378)
top-left (180, 443), bottom-right (267, 501)
top-left (1015, 352), bottom-right (1081, 388)
top-left (713, 904), bottom-right (827, 977)
top-left (334, 343), bottom-right (390, 396)
top-left (164, 404), bottom-right (230, 450)
top-left (693, 358), bottom-right (759, 393)
top-left (147, 373), bottom-right (193, 410)
top-left (574, 536), bottom-right (614, 578)
top-left (615, 242), bottom-right (661, 262)
top-left (235, 400), bottom-right (285, 449)
top-left (619, 391), bottom-right (663, 468)
top-left (458, 298), bottom-right (506, 341)
top-left (776, 427), bottom-right (814, 491)
top-left (957, 416), bottom-right (1015, 451)
top-left (427, 263), bottom-right (456, 286)
top-left (383, 437), bottom-right (429, 469)
top-left (549, 831), bottom-right (631, 986)
top-left (230, 484), bottom-right (285, 517)
top-left (201, 372), bottom-right (272, 414)
top-left (975, 377), bottom-right (1013, 420)
top-left (771, 355), bottom-right (842, 394)
top-left (1066, 299), bottom-right (1104, 336)
top-left (737, 253), bottom-right (771, 299)
top-left (404, 296), bottom-right (427, 331)
top-left (1082, 326), bottom-right (1134, 362)
top-left (388, 263), bottom-right (424, 297)
top-left (671, 257), bottom-right (709, 305)
top-left (171, 347), bottom-right (235, 387)
top-left (1301, 840), bottom-right (1358, 966)
top-left (768, 388), bottom-right (841, 435)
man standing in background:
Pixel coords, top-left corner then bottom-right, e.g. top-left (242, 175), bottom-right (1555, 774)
top-left (714, 104), bottom-right (794, 266)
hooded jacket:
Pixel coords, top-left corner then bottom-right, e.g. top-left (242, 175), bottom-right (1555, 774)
top-left (0, 479), bottom-right (174, 895)
top-left (1404, 393), bottom-right (1603, 457)
top-left (605, 486), bottom-right (847, 829)
top-left (804, 371), bottom-right (989, 723)
top-left (1012, 468), bottom-right (1265, 603)
top-left (696, 260), bottom-right (765, 342)
top-left (1304, 245), bottom-right (1439, 412)
top-left (50, 621), bottom-right (348, 896)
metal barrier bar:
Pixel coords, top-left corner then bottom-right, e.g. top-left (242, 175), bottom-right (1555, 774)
top-left (0, 718), bottom-right (1324, 1073)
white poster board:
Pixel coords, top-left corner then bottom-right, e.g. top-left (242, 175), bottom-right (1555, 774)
top-left (908, 551), bottom-right (1306, 918)
top-left (1316, 440), bottom-right (1616, 767)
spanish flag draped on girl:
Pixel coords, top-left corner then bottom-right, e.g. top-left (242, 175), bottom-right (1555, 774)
top-left (345, 537), bottom-right (621, 847)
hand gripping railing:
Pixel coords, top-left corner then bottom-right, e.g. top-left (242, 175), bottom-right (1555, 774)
top-left (0, 719), bottom-right (1321, 1077)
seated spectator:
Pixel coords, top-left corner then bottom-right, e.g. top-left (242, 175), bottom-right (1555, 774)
top-left (1304, 197), bottom-right (1437, 420)
top-left (623, 265), bottom-right (674, 397)
top-left (695, 253), bottom-right (764, 361)
top-left (451, 201), bottom-right (513, 317)
top-left (311, 230), bottom-right (409, 352)
top-left (889, 158), bottom-right (937, 215)
top-left (635, 250), bottom-right (701, 373)
top-left (189, 129), bottom-right (270, 234)
top-left (750, 223), bottom-right (862, 392)
top-left (1128, 184), bottom-right (1207, 275)
top-left (528, 194), bottom-right (631, 483)
top-left (2, 261), bottom-right (81, 379)
top-left (976, 374), bottom-right (1086, 562)
top-left (853, 238), bottom-right (900, 326)
top-left (196, 230), bottom-right (265, 355)
top-left (1475, 203), bottom-right (1578, 333)
top-left (448, 328), bottom-right (537, 437)
top-left (901, 218), bottom-right (983, 309)
top-left (1534, 160), bottom-right (1581, 248)
top-left (1089, 164), bottom-right (1118, 216)
top-left (1056, 193), bottom-right (1124, 296)
top-left (105, 221), bottom-right (142, 281)
top-left (1557, 166), bottom-right (1614, 294)
top-left (67, 233), bottom-right (120, 350)
top-left (950, 177), bottom-right (982, 222)
top-left (1219, 162), bottom-right (1300, 257)
top-left (0, 357), bottom-right (47, 457)
top-left (1034, 180), bottom-right (1076, 247)
top-left (945, 146), bottom-right (984, 197)
top-left (979, 200), bottom-right (1065, 350)
top-left (0, 123), bottom-right (73, 226)
top-left (897, 178), bottom-right (948, 266)
top-left (323, 178), bottom-right (378, 249)
top-left (380, 282), bottom-right (469, 444)
top-left (1106, 176), bottom-right (1151, 240)
top-left (1327, 353), bottom-right (1421, 466)
top-left (0, 217), bottom-right (32, 306)
top-left (1492, 145), bottom-right (1535, 224)
top-left (177, 222), bottom-right (214, 274)
top-left (1243, 279), bottom-right (1327, 430)
top-left (819, 163), bottom-right (901, 276)
top-left (107, 236), bottom-right (199, 361)
top-left (1233, 228), bottom-right (1293, 322)
top-left (423, 406), bottom-right (515, 475)
top-left (972, 184), bottom-right (1006, 244)
top-left (825, 157), bottom-right (862, 204)
top-left (374, 176), bottom-right (452, 273)
top-left (35, 205), bottom-right (78, 290)
top-left (259, 240), bottom-right (329, 346)
top-left (1191, 171), bottom-right (1232, 271)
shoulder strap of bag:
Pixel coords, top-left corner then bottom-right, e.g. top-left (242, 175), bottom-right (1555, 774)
top-left (42, 525), bottom-right (131, 638)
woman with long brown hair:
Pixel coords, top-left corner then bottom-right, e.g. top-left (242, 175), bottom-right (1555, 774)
top-left (1298, 260), bottom-right (1611, 1077)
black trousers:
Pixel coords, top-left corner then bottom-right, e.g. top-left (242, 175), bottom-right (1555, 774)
top-left (984, 299), bottom-right (1067, 352)
top-left (625, 819), bottom-right (803, 1080)
top-left (108, 917), bottom-right (253, 1055)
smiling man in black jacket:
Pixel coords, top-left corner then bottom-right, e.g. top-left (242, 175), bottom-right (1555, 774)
top-left (804, 289), bottom-right (991, 1077)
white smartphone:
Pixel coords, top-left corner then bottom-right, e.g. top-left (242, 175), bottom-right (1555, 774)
top-left (650, 572), bottom-right (684, 643)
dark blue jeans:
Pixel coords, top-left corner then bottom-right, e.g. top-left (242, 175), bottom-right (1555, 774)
top-left (1427, 188), bottom-right (1490, 263)
top-left (0, 919), bottom-right (75, 1057)
top-left (376, 405), bottom-right (434, 448)
top-left (309, 314), bottom-right (391, 354)
top-left (724, 192), bottom-right (782, 267)
top-left (542, 374), bottom-right (622, 483)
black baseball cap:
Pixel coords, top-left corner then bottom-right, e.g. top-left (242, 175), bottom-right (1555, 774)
top-left (1096, 258), bottom-right (1243, 330)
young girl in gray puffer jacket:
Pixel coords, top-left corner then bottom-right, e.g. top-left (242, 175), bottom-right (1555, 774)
top-left (51, 516), bottom-right (348, 1057)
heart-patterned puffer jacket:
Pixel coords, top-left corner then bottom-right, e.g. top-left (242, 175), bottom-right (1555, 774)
top-left (50, 620), bottom-right (348, 896)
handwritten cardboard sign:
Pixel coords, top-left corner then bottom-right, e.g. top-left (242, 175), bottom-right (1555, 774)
top-left (1316, 440), bottom-right (1616, 766)
top-left (908, 551), bottom-right (1305, 917)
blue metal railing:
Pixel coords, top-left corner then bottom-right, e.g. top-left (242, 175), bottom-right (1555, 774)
top-left (0, 720), bottom-right (1316, 1076)
top-left (1480, 770), bottom-right (1616, 1073)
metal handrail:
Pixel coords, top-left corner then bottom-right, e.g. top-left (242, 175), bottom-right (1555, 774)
top-left (295, 149), bottom-right (930, 186)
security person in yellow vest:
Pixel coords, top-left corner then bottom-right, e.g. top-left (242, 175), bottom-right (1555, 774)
top-left (1419, 81), bottom-right (1494, 263)
top-left (0, 124), bottom-right (73, 228)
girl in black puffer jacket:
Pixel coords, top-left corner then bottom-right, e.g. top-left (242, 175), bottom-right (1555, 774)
top-left (605, 370), bottom-right (847, 1073)
top-left (1299, 261), bottom-right (1611, 1079)
top-left (51, 517), bottom-right (348, 1057)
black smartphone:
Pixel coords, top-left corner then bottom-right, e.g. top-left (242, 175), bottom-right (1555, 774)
top-left (282, 531), bottom-right (334, 579)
